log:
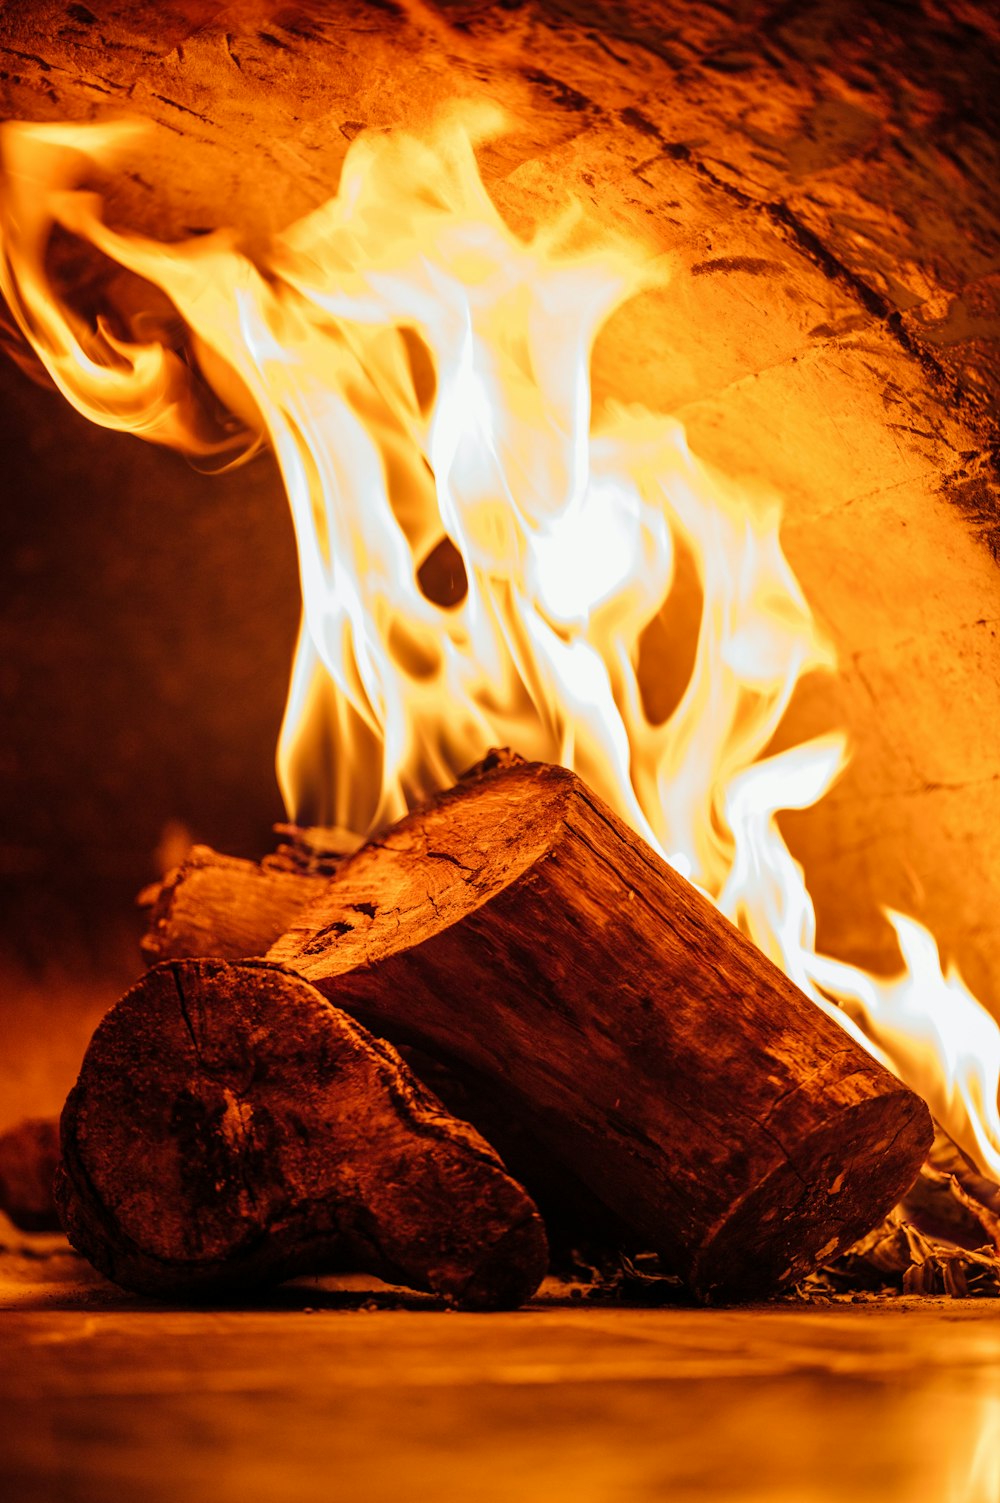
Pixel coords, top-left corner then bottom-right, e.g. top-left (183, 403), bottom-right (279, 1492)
top-left (269, 757), bottom-right (934, 1302)
top-left (140, 847), bottom-right (329, 964)
top-left (55, 958), bottom-right (549, 1309)
top-left (3, 1), bottom-right (1000, 1023)
top-left (138, 760), bottom-right (514, 966)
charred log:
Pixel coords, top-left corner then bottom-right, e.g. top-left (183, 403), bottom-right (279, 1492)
top-left (900, 1126), bottom-right (1000, 1253)
top-left (799, 1205), bottom-right (1000, 1299)
top-left (56, 958), bottom-right (548, 1309)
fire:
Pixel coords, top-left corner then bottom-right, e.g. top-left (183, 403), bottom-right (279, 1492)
top-left (2, 107), bottom-right (998, 1185)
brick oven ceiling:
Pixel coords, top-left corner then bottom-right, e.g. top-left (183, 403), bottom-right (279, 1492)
top-left (0, 1), bottom-right (999, 1013)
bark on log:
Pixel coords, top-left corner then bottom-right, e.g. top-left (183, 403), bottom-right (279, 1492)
top-left (269, 757), bottom-right (933, 1302)
top-left (55, 958), bottom-right (549, 1308)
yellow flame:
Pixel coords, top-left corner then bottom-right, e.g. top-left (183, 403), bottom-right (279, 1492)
top-left (2, 108), bottom-right (998, 1184)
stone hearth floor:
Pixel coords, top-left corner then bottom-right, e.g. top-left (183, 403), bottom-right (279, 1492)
top-left (2, 1233), bottom-right (998, 1503)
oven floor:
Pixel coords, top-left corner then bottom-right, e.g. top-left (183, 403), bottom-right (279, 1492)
top-left (2, 1243), bottom-right (998, 1503)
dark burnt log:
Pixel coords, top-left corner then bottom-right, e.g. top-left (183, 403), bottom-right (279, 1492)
top-left (0, 1117), bottom-right (61, 1232)
top-left (56, 958), bottom-right (548, 1309)
top-left (269, 757), bottom-right (933, 1303)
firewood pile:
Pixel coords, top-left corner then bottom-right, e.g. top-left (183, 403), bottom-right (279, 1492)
top-left (3, 752), bottom-right (997, 1308)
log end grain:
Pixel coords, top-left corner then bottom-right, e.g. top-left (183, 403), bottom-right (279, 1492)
top-left (268, 759), bottom-right (574, 977)
top-left (56, 959), bottom-right (548, 1309)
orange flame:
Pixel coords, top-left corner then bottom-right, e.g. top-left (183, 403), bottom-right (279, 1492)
top-left (2, 108), bottom-right (998, 1184)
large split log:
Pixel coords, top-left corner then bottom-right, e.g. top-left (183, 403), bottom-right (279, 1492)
top-left (269, 757), bottom-right (933, 1302)
top-left (55, 958), bottom-right (549, 1308)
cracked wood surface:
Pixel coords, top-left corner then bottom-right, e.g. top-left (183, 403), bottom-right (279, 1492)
top-left (56, 956), bottom-right (549, 1306)
top-left (1, 0), bottom-right (999, 1087)
top-left (269, 757), bottom-right (933, 1302)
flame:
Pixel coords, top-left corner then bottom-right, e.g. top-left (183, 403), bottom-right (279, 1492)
top-left (2, 108), bottom-right (999, 1185)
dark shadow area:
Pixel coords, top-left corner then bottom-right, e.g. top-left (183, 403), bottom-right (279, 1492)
top-left (0, 355), bottom-right (299, 1120)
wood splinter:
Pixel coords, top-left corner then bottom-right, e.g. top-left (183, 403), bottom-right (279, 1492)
top-left (56, 958), bottom-right (549, 1309)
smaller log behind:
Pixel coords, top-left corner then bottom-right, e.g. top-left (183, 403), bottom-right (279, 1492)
top-left (141, 848), bottom-right (327, 964)
top-left (270, 759), bottom-right (934, 1303)
top-left (56, 959), bottom-right (548, 1309)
